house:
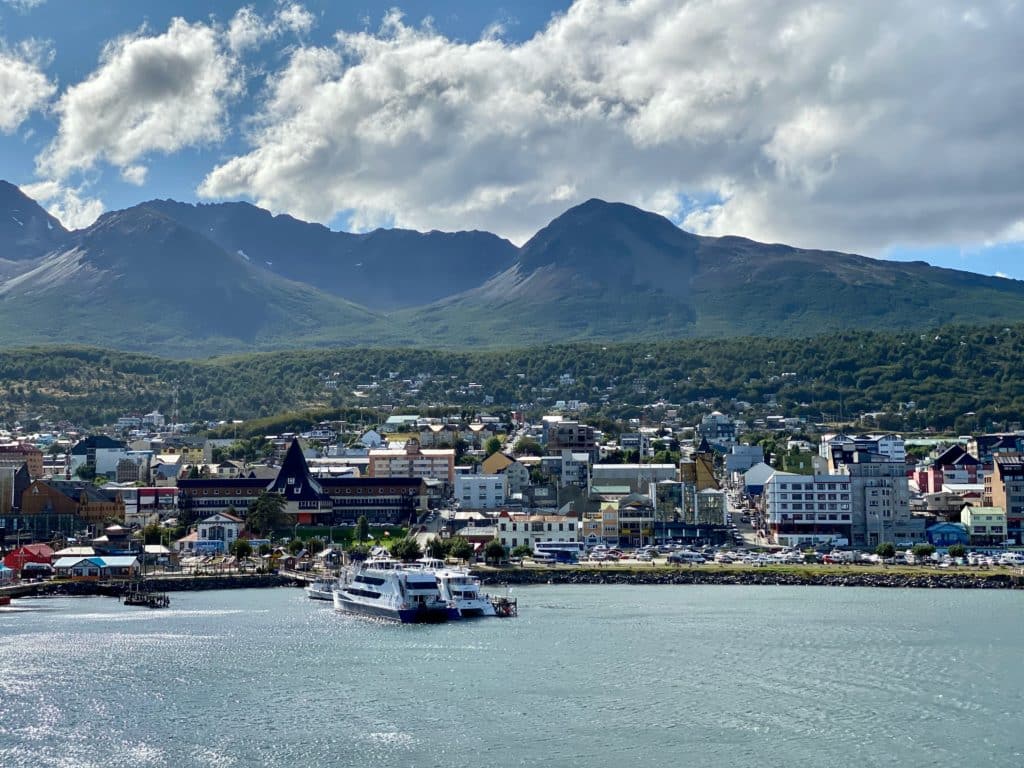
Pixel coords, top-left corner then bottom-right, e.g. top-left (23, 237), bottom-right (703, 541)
top-left (742, 462), bottom-right (776, 497)
top-left (925, 522), bottom-right (970, 548)
top-left (53, 556), bottom-right (105, 579)
top-left (197, 512), bottom-right (245, 547)
top-left (454, 474), bottom-right (507, 509)
top-left (495, 511), bottom-right (578, 551)
top-left (481, 452), bottom-right (514, 475)
top-left (960, 505), bottom-right (1007, 546)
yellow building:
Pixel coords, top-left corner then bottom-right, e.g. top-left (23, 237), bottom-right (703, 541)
top-left (960, 505), bottom-right (1007, 545)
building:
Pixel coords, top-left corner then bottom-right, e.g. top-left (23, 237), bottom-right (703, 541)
top-left (495, 511), bottom-right (578, 551)
top-left (821, 433), bottom-right (906, 471)
top-left (545, 421), bottom-right (598, 461)
top-left (913, 444), bottom-right (981, 495)
top-left (559, 450), bottom-right (591, 488)
top-left (960, 505), bottom-right (1007, 546)
top-left (0, 443), bottom-right (44, 478)
top-left (984, 456), bottom-right (1024, 544)
top-left (764, 472), bottom-right (854, 548)
top-left (455, 474), bottom-right (507, 509)
top-left (725, 444), bottom-right (765, 476)
top-left (197, 512), bottom-right (245, 548)
top-left (68, 435), bottom-right (130, 478)
top-left (698, 412), bottom-right (736, 447)
top-left (177, 438), bottom-right (428, 526)
top-left (368, 439), bottom-right (455, 485)
top-left (590, 463), bottom-right (677, 493)
top-left (926, 522), bottom-right (971, 548)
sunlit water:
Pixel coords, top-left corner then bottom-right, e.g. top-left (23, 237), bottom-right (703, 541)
top-left (1, 585), bottom-right (1022, 767)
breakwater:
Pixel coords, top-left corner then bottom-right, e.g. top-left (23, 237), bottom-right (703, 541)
top-left (7, 573), bottom-right (293, 597)
top-left (475, 567), bottom-right (1024, 590)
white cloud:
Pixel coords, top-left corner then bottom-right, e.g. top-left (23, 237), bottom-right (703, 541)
top-left (2, 0), bottom-right (46, 12)
top-left (227, 3), bottom-right (315, 54)
top-left (21, 180), bottom-right (104, 230)
top-left (199, 0), bottom-right (1024, 252)
top-left (120, 164), bottom-right (148, 185)
top-left (0, 40), bottom-right (55, 134)
top-left (37, 17), bottom-right (241, 183)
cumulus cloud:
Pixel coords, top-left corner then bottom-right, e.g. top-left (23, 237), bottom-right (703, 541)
top-left (21, 180), bottom-right (104, 230)
top-left (37, 17), bottom-right (241, 183)
top-left (227, 3), bottom-right (316, 54)
top-left (199, 0), bottom-right (1024, 253)
top-left (0, 40), bottom-right (55, 134)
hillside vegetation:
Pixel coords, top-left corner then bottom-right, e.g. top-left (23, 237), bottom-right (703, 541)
top-left (2, 323), bottom-right (1023, 431)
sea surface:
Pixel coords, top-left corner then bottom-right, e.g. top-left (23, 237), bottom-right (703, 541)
top-left (1, 585), bottom-right (1022, 767)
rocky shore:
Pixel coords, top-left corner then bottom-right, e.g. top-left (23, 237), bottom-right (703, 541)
top-left (475, 567), bottom-right (1024, 590)
top-left (10, 573), bottom-right (292, 597)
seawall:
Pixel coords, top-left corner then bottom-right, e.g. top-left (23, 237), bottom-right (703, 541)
top-left (474, 567), bottom-right (1024, 590)
top-left (7, 574), bottom-right (293, 597)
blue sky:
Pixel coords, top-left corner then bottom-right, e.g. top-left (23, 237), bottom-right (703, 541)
top-left (1, 0), bottom-right (1023, 279)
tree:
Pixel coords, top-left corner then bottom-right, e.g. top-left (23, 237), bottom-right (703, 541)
top-left (389, 536), bottom-right (422, 562)
top-left (447, 535), bottom-right (474, 563)
top-left (246, 492), bottom-right (290, 536)
top-left (287, 537), bottom-right (305, 555)
top-left (74, 464), bottom-right (96, 481)
top-left (875, 542), bottom-right (896, 559)
top-left (354, 515), bottom-right (370, 543)
top-left (141, 523), bottom-right (163, 545)
top-left (912, 543), bottom-right (936, 561)
top-left (258, 543), bottom-right (272, 556)
top-left (947, 543), bottom-right (966, 559)
top-left (484, 437), bottom-right (502, 456)
top-left (511, 544), bottom-right (532, 560)
top-left (230, 539), bottom-right (253, 559)
top-left (514, 437), bottom-right (543, 456)
top-left (484, 539), bottom-right (506, 565)
top-left (426, 536), bottom-right (448, 559)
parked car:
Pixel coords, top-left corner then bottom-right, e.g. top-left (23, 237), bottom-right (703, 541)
top-left (668, 551), bottom-right (706, 564)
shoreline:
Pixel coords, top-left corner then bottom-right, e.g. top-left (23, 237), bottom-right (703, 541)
top-left (474, 566), bottom-right (1024, 590)
top-left (5, 566), bottom-right (1024, 598)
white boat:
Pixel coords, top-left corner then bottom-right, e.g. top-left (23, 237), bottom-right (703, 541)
top-left (305, 576), bottom-right (336, 601)
top-left (332, 557), bottom-right (457, 623)
top-left (414, 558), bottom-right (497, 618)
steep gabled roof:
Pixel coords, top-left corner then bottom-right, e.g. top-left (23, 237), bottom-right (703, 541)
top-left (267, 438), bottom-right (327, 502)
top-left (934, 444), bottom-right (979, 467)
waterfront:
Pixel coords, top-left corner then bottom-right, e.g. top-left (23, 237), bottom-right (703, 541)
top-left (1, 586), bottom-right (1022, 767)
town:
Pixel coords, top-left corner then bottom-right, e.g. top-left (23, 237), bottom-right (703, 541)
top-left (2, 401), bottom-right (1023, 588)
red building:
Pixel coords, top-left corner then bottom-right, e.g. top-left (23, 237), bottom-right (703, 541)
top-left (3, 543), bottom-right (54, 571)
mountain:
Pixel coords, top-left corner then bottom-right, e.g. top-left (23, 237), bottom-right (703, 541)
top-left (0, 181), bottom-right (69, 262)
top-left (2, 181), bottom-right (1024, 356)
top-left (0, 206), bottom-right (380, 356)
top-left (142, 199), bottom-right (517, 310)
top-left (407, 199), bottom-right (1024, 344)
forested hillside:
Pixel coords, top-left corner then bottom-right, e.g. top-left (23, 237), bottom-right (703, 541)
top-left (1, 323), bottom-right (1022, 432)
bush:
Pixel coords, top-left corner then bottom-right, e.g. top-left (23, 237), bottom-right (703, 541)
top-left (912, 543), bottom-right (936, 560)
top-left (875, 542), bottom-right (896, 559)
top-left (947, 544), bottom-right (966, 559)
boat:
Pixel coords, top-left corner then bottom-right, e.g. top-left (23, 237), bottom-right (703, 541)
top-left (414, 558), bottom-right (497, 618)
top-left (305, 576), bottom-right (337, 601)
top-left (332, 557), bottom-right (457, 623)
top-left (0, 595), bottom-right (10, 607)
top-left (122, 584), bottom-right (170, 608)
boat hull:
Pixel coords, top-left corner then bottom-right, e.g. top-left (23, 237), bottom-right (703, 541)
top-left (333, 591), bottom-right (450, 623)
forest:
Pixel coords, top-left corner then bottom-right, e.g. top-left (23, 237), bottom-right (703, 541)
top-left (1, 322), bottom-right (1023, 434)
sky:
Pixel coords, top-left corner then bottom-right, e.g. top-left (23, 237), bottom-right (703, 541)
top-left (1, 0), bottom-right (1023, 279)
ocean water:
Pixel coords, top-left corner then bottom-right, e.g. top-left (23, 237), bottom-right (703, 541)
top-left (1, 585), bottom-right (1022, 767)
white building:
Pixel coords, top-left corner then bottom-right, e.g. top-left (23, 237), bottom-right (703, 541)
top-left (495, 511), bottom-right (578, 550)
top-left (455, 474), bottom-right (507, 509)
top-left (764, 472), bottom-right (853, 548)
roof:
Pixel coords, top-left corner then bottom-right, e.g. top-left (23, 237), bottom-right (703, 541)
top-left (53, 556), bottom-right (105, 568)
top-left (53, 546), bottom-right (96, 557)
top-left (70, 435), bottom-right (125, 455)
top-left (102, 556), bottom-right (140, 567)
top-left (743, 462), bottom-right (778, 485)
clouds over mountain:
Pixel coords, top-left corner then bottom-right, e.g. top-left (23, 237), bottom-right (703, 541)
top-left (0, 39), bottom-right (54, 133)
top-left (199, 0), bottom-right (1024, 253)
top-left (38, 18), bottom-right (241, 182)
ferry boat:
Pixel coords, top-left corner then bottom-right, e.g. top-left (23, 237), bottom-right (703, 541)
top-left (414, 558), bottom-right (497, 618)
top-left (305, 576), bottom-right (336, 601)
top-left (332, 557), bottom-right (457, 623)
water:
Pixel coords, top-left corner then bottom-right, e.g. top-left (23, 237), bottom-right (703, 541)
top-left (1, 585), bottom-right (1022, 767)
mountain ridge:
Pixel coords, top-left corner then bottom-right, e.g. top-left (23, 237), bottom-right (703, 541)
top-left (1, 181), bottom-right (1022, 356)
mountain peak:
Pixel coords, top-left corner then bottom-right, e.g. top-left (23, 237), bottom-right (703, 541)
top-left (0, 180), bottom-right (69, 260)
